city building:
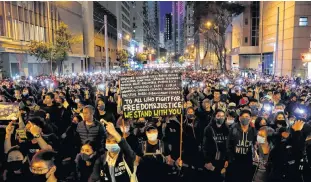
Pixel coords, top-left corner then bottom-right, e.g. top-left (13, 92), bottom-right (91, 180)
top-left (147, 1), bottom-right (160, 59)
top-left (93, 2), bottom-right (118, 71)
top-left (184, 2), bottom-right (194, 49)
top-left (164, 13), bottom-right (173, 61)
top-left (172, 1), bottom-right (185, 57)
top-left (184, 2), bottom-right (195, 62)
top-left (228, 1), bottom-right (311, 78)
top-left (227, 2), bottom-right (261, 72)
top-left (97, 1), bottom-right (132, 52)
top-left (164, 13), bottom-right (172, 42)
top-left (159, 32), bottom-right (165, 48)
top-left (130, 1), bottom-right (149, 54)
top-left (0, 1), bottom-right (85, 77)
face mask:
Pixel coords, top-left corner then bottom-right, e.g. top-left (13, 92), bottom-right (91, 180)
top-left (289, 119), bottom-right (295, 126)
top-left (22, 92), bottom-right (28, 96)
top-left (31, 173), bottom-right (47, 182)
top-left (7, 160), bottom-right (23, 171)
top-left (240, 118), bottom-right (250, 126)
top-left (275, 120), bottom-right (287, 128)
top-left (257, 135), bottom-right (266, 144)
top-left (106, 144), bottom-right (120, 153)
top-left (98, 105), bottom-right (105, 111)
top-left (74, 99), bottom-right (80, 103)
top-left (250, 105), bottom-right (258, 110)
top-left (81, 153), bottom-right (94, 161)
top-left (187, 114), bottom-right (195, 120)
top-left (226, 119), bottom-right (235, 125)
top-left (120, 126), bottom-right (130, 133)
top-left (216, 118), bottom-right (225, 125)
top-left (146, 133), bottom-right (158, 141)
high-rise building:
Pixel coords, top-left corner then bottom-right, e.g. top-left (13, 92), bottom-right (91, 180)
top-left (147, 1), bottom-right (160, 57)
top-left (97, 1), bottom-right (132, 52)
top-left (159, 32), bottom-right (165, 48)
top-left (172, 1), bottom-right (185, 57)
top-left (164, 13), bottom-right (173, 58)
top-left (0, 1), bottom-right (85, 77)
top-left (130, 1), bottom-right (149, 53)
top-left (164, 13), bottom-right (172, 42)
top-left (184, 2), bottom-right (194, 50)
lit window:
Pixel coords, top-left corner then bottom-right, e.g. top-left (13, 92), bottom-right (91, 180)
top-left (299, 17), bottom-right (308, 26)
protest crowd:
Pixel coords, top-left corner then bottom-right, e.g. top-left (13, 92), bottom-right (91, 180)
top-left (0, 69), bottom-right (311, 182)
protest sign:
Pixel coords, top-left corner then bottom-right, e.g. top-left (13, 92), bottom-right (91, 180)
top-left (0, 103), bottom-right (19, 120)
top-left (120, 73), bottom-right (183, 118)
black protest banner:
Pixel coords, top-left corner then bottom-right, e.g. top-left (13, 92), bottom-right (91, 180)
top-left (120, 73), bottom-right (183, 118)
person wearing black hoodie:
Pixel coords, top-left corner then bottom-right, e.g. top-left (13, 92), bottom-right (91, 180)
top-left (203, 109), bottom-right (229, 182)
top-left (226, 109), bottom-right (257, 182)
top-left (196, 98), bottom-right (214, 130)
top-left (267, 120), bottom-right (306, 182)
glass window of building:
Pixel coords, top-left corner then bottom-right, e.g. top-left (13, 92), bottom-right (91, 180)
top-left (299, 17), bottom-right (308, 26)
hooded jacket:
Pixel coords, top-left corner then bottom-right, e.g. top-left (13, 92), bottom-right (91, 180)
top-left (226, 122), bottom-right (257, 164)
top-left (203, 121), bottom-right (229, 165)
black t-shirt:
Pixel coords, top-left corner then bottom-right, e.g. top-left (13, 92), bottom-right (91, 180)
top-left (19, 141), bottom-right (40, 161)
top-left (138, 140), bottom-right (171, 182)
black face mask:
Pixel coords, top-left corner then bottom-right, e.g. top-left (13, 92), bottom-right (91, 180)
top-left (31, 173), bottom-right (47, 182)
top-left (7, 160), bottom-right (23, 171)
top-left (275, 120), bottom-right (287, 128)
top-left (187, 114), bottom-right (195, 120)
top-left (133, 122), bottom-right (145, 128)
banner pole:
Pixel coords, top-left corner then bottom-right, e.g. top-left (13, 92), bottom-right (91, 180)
top-left (179, 72), bottom-right (184, 165)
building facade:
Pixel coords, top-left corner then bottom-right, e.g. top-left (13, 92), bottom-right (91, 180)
top-left (0, 1), bottom-right (85, 77)
top-left (228, 1), bottom-right (311, 78)
top-left (147, 1), bottom-right (160, 58)
top-left (228, 1), bottom-right (261, 72)
top-left (130, 1), bottom-right (149, 54)
top-left (172, 1), bottom-right (185, 57)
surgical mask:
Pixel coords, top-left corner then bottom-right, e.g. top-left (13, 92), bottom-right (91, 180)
top-left (22, 92), bottom-right (28, 96)
top-left (120, 126), bottom-right (130, 133)
top-left (146, 133), bottom-right (158, 141)
top-left (74, 99), bottom-right (80, 103)
top-left (250, 105), bottom-right (258, 110)
top-left (106, 144), bottom-right (120, 153)
top-left (240, 118), bottom-right (250, 126)
top-left (216, 118), bottom-right (225, 125)
top-left (98, 105), bottom-right (105, 111)
top-left (7, 160), bottom-right (23, 171)
top-left (289, 119), bottom-right (295, 126)
top-left (226, 119), bottom-right (235, 125)
top-left (257, 135), bottom-right (266, 144)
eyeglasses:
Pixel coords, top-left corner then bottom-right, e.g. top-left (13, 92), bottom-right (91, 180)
top-left (29, 166), bottom-right (50, 174)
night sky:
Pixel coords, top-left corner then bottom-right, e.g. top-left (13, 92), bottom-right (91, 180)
top-left (160, 1), bottom-right (172, 32)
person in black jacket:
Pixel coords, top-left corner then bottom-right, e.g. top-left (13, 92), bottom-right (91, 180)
top-left (226, 109), bottom-right (257, 182)
top-left (75, 140), bottom-right (98, 182)
top-left (267, 120), bottom-right (306, 182)
top-left (89, 121), bottom-right (137, 182)
top-left (196, 99), bottom-right (214, 130)
top-left (203, 109), bottom-right (229, 182)
top-left (94, 98), bottom-right (116, 125)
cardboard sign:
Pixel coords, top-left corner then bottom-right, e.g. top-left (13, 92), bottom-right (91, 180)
top-left (120, 73), bottom-right (183, 118)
